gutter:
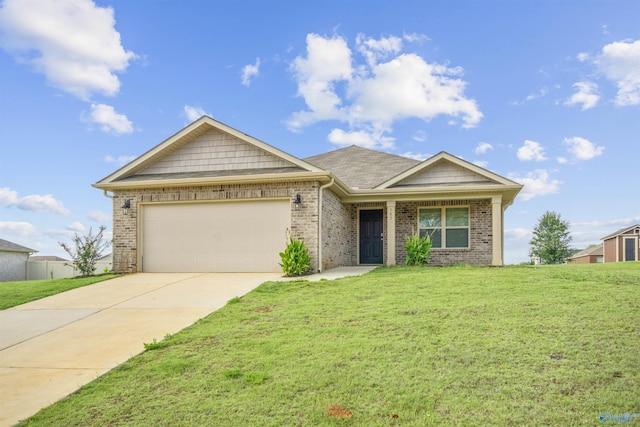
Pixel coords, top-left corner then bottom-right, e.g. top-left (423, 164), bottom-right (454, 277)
top-left (316, 177), bottom-right (335, 273)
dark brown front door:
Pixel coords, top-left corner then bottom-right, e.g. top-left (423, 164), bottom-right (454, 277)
top-left (624, 238), bottom-right (637, 261)
top-left (360, 209), bottom-right (383, 264)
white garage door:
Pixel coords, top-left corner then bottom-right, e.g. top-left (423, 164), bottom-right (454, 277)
top-left (141, 200), bottom-right (290, 272)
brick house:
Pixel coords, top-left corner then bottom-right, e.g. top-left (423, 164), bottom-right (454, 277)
top-left (602, 224), bottom-right (640, 262)
top-left (93, 116), bottom-right (523, 273)
top-left (566, 244), bottom-right (603, 264)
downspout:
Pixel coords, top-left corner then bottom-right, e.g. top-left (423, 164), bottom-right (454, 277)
top-left (317, 178), bottom-right (335, 273)
top-left (102, 190), bottom-right (114, 199)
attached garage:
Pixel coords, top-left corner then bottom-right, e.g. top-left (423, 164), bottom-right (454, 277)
top-left (141, 199), bottom-right (290, 272)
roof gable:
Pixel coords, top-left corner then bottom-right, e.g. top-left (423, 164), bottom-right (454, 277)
top-left (304, 145), bottom-right (420, 189)
top-left (95, 116), bottom-right (324, 187)
top-left (137, 127), bottom-right (297, 176)
top-left (378, 152), bottom-right (519, 189)
top-left (602, 224), bottom-right (640, 240)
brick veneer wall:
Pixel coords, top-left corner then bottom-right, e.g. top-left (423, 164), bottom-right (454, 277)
top-left (321, 189), bottom-right (353, 270)
top-left (395, 199), bottom-right (493, 266)
top-left (111, 181), bottom-right (320, 273)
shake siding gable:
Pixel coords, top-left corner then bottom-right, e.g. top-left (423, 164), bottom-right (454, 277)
top-left (139, 128), bottom-right (295, 175)
top-left (393, 160), bottom-right (496, 187)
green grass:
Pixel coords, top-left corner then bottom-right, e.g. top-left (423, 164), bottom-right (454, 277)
top-left (0, 275), bottom-right (118, 309)
top-left (18, 263), bottom-right (640, 426)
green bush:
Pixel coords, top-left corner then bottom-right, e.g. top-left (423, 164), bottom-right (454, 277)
top-left (404, 231), bottom-right (432, 266)
top-left (279, 232), bottom-right (311, 276)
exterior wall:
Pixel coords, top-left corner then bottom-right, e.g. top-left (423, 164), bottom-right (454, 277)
top-left (139, 128), bottom-right (294, 175)
top-left (604, 233), bottom-right (640, 262)
top-left (0, 251), bottom-right (29, 282)
top-left (395, 199), bottom-right (493, 266)
top-left (567, 255), bottom-right (601, 264)
top-left (112, 181), bottom-right (320, 273)
top-left (603, 238), bottom-right (617, 262)
top-left (321, 189), bottom-right (353, 270)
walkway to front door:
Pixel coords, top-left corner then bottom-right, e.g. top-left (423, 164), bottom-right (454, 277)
top-left (359, 209), bottom-right (383, 264)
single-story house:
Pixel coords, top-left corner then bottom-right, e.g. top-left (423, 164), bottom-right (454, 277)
top-left (566, 244), bottom-right (603, 264)
top-left (0, 238), bottom-right (37, 282)
top-left (602, 224), bottom-right (640, 262)
top-left (93, 116), bottom-right (523, 273)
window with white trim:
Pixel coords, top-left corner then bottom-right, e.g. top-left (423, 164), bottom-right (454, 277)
top-left (418, 207), bottom-right (469, 248)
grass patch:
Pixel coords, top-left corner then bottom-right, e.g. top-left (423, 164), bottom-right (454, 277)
top-left (0, 274), bottom-right (118, 310)
top-left (17, 263), bottom-right (640, 426)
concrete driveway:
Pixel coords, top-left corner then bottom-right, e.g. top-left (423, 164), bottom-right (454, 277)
top-left (0, 272), bottom-right (282, 427)
top-left (0, 266), bottom-right (377, 426)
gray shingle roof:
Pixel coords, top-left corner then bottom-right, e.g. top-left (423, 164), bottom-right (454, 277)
top-left (0, 238), bottom-right (36, 253)
top-left (304, 145), bottom-right (420, 189)
top-left (568, 244), bottom-right (603, 259)
top-left (602, 224), bottom-right (640, 240)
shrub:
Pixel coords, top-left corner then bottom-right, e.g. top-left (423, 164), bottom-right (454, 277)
top-left (279, 231), bottom-right (311, 276)
top-left (404, 231), bottom-right (432, 266)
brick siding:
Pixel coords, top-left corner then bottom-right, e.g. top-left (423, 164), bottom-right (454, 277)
top-left (112, 181), bottom-right (320, 273)
top-left (395, 199), bottom-right (493, 266)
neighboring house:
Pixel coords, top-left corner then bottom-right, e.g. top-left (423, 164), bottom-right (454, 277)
top-left (566, 244), bottom-right (603, 264)
top-left (602, 224), bottom-right (640, 262)
top-left (93, 116), bottom-right (523, 273)
top-left (0, 238), bottom-right (37, 282)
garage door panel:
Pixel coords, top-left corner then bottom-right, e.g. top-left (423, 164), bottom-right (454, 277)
top-left (142, 200), bottom-right (290, 272)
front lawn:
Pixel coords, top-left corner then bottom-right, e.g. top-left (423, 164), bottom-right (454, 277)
top-left (0, 275), bottom-right (118, 310)
top-left (19, 263), bottom-right (640, 426)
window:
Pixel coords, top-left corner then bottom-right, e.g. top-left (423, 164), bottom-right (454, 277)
top-left (419, 207), bottom-right (469, 248)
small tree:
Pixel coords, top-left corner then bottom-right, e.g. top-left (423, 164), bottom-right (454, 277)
top-left (529, 211), bottom-right (572, 264)
top-left (60, 226), bottom-right (111, 277)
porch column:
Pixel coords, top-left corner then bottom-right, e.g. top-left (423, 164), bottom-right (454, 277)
top-left (386, 201), bottom-right (396, 266)
top-left (491, 196), bottom-right (503, 266)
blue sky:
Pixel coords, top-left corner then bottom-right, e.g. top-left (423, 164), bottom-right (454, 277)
top-left (0, 0), bottom-right (638, 264)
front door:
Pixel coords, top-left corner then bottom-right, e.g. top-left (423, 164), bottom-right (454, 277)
top-left (624, 237), bottom-right (637, 261)
top-left (360, 209), bottom-right (383, 264)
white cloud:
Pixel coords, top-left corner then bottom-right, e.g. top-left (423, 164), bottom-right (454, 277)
top-left (104, 154), bottom-right (136, 166)
top-left (511, 87), bottom-right (548, 106)
top-left (508, 169), bottom-right (561, 201)
top-left (564, 81), bottom-right (599, 110)
top-left (327, 128), bottom-right (394, 149)
top-left (557, 156), bottom-right (568, 164)
top-left (356, 33), bottom-right (403, 68)
top-left (412, 130), bottom-right (427, 143)
top-left (88, 210), bottom-right (110, 222)
top-left (0, 0), bottom-right (136, 100)
top-left (66, 222), bottom-right (85, 233)
top-left (0, 221), bottom-right (37, 237)
top-left (0, 187), bottom-right (71, 215)
top-left (287, 33), bottom-right (482, 149)
top-left (241, 57), bottom-right (261, 86)
top-left (88, 103), bottom-right (133, 135)
top-left (400, 151), bottom-right (431, 161)
top-left (595, 39), bottom-right (640, 106)
top-left (563, 136), bottom-right (604, 160)
top-left (517, 140), bottom-right (547, 162)
top-left (183, 105), bottom-right (208, 122)
top-left (577, 52), bottom-right (590, 62)
top-left (475, 142), bottom-right (493, 154)
top-left (288, 33), bottom-right (353, 130)
top-left (473, 160), bottom-right (489, 168)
